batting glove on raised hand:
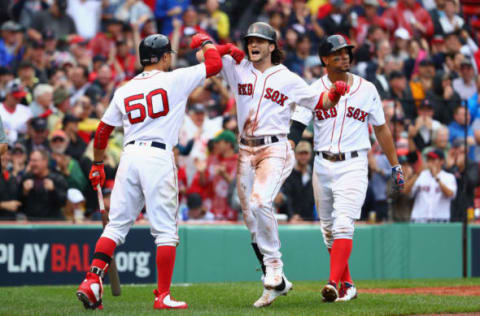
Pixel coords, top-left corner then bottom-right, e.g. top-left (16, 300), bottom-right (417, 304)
top-left (230, 45), bottom-right (245, 64)
top-left (190, 33), bottom-right (213, 49)
top-left (89, 162), bottom-right (105, 190)
top-left (328, 81), bottom-right (350, 99)
top-left (391, 164), bottom-right (405, 193)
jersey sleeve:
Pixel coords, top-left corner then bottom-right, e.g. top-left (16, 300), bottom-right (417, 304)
top-left (290, 74), bottom-right (320, 111)
top-left (172, 63), bottom-right (207, 95)
top-left (367, 86), bottom-right (386, 126)
top-left (101, 96), bottom-right (123, 127)
top-left (292, 104), bottom-right (314, 126)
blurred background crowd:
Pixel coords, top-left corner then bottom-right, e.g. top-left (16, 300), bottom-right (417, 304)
top-left (0, 0), bottom-right (480, 223)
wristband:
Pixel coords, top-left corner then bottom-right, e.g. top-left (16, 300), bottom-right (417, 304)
top-left (93, 161), bottom-right (104, 165)
top-left (201, 40), bottom-right (213, 48)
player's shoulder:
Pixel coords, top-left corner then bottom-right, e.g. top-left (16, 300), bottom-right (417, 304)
top-left (353, 74), bottom-right (376, 92)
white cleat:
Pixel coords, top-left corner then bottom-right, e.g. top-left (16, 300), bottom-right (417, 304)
top-left (336, 284), bottom-right (357, 302)
top-left (321, 283), bottom-right (339, 303)
top-left (263, 266), bottom-right (283, 289)
top-left (254, 277), bottom-right (293, 308)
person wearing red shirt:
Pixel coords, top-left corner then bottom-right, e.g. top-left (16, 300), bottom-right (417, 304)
top-left (382, 0), bottom-right (434, 39)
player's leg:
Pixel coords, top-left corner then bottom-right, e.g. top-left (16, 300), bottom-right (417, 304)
top-left (237, 148), bottom-right (263, 271)
top-left (330, 156), bottom-right (368, 302)
top-left (251, 142), bottom-right (294, 289)
top-left (140, 149), bottom-right (186, 310)
top-left (311, 158), bottom-right (340, 302)
top-left (77, 151), bottom-right (145, 310)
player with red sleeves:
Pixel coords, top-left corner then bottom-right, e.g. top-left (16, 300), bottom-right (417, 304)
top-left (193, 23), bottom-right (349, 307)
top-left (75, 33), bottom-right (222, 310)
top-left (289, 35), bottom-right (404, 302)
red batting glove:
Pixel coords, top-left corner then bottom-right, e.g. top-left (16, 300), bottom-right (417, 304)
top-left (327, 81), bottom-right (350, 102)
top-left (89, 163), bottom-right (106, 190)
top-left (230, 45), bottom-right (245, 64)
top-left (190, 33), bottom-right (213, 49)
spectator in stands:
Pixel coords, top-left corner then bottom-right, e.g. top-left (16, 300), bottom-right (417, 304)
top-left (405, 149), bottom-right (457, 222)
top-left (69, 65), bottom-right (90, 106)
top-left (63, 114), bottom-right (87, 160)
top-left (445, 140), bottom-right (478, 221)
top-left (382, 0), bottom-right (434, 39)
top-left (65, 188), bottom-right (86, 222)
top-left (284, 34), bottom-right (311, 76)
top-left (392, 28), bottom-right (411, 61)
top-left (30, 84), bottom-right (54, 117)
top-left (19, 149), bottom-right (68, 219)
top-left (198, 130), bottom-right (238, 220)
top-left (431, 72), bottom-right (461, 125)
top-left (369, 147), bottom-right (393, 222)
top-left (317, 0), bottom-right (351, 39)
top-left (28, 0), bottom-right (77, 42)
top-left (205, 0), bottom-right (229, 41)
top-left (453, 58), bottom-right (477, 101)
top-left (181, 193), bottom-right (214, 221)
top-left (0, 145), bottom-right (22, 220)
top-left (388, 71), bottom-right (416, 124)
top-left (89, 19), bottom-right (124, 58)
top-left (438, 0), bottom-right (465, 35)
top-left (448, 105), bottom-right (475, 146)
top-left (281, 141), bottom-right (316, 221)
top-left (24, 117), bottom-right (50, 157)
top-left (66, 0), bottom-right (102, 40)
top-left (10, 142), bottom-right (27, 180)
top-left (408, 99), bottom-right (442, 152)
top-left (48, 86), bottom-right (70, 131)
top-left (0, 21), bottom-right (25, 68)
top-left (85, 64), bottom-right (114, 108)
top-left (49, 129), bottom-right (87, 192)
top-left (0, 67), bottom-right (14, 101)
top-left (422, 125), bottom-right (450, 158)
top-left (154, 0), bottom-right (189, 36)
top-left (410, 58), bottom-right (437, 107)
top-left (0, 80), bottom-right (32, 143)
top-left (391, 154), bottom-right (414, 221)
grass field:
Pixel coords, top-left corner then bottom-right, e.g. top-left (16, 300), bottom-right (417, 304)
top-left (2, 278), bottom-right (480, 316)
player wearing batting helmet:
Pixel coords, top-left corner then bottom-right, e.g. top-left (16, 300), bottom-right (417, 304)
top-left (289, 34), bottom-right (404, 302)
top-left (76, 33), bottom-right (222, 310)
top-left (194, 23), bottom-right (348, 308)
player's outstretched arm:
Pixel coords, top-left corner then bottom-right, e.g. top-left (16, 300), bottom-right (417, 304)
top-left (373, 123), bottom-right (404, 192)
top-left (195, 41), bottom-right (244, 65)
top-left (89, 121), bottom-right (114, 190)
top-left (315, 81), bottom-right (349, 112)
top-left (190, 33), bottom-right (223, 77)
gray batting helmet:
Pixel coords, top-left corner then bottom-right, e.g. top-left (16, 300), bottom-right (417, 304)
top-left (244, 22), bottom-right (277, 44)
top-left (318, 34), bottom-right (355, 66)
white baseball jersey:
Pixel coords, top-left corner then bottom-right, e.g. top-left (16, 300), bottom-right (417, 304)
top-left (292, 74), bottom-right (385, 153)
top-left (410, 169), bottom-right (457, 222)
top-left (101, 64), bottom-right (206, 146)
top-left (0, 103), bottom-right (32, 143)
top-left (220, 55), bottom-right (320, 137)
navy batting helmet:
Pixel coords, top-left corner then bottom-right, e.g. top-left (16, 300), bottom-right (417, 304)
top-left (318, 34), bottom-right (355, 66)
top-left (139, 34), bottom-right (175, 66)
top-left (244, 22), bottom-right (277, 44)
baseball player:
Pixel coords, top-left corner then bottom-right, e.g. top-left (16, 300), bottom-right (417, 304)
top-left (193, 22), bottom-right (349, 308)
top-left (76, 33), bottom-right (222, 310)
top-left (289, 35), bottom-right (404, 302)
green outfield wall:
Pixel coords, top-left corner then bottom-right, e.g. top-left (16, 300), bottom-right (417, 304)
top-left (172, 223), bottom-right (466, 283)
top-left (0, 223), bottom-right (476, 286)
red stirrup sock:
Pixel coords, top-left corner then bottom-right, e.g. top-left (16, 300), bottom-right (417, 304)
top-left (156, 246), bottom-right (176, 294)
top-left (329, 239), bottom-right (353, 286)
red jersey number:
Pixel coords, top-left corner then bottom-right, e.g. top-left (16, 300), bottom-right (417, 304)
top-left (124, 89), bottom-right (169, 124)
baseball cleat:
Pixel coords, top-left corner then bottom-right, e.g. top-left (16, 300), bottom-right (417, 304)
top-left (76, 272), bottom-right (104, 310)
top-left (253, 276), bottom-right (293, 308)
top-left (336, 283), bottom-right (357, 302)
top-left (322, 283), bottom-right (339, 303)
top-left (153, 289), bottom-right (188, 310)
top-left (264, 266), bottom-right (283, 289)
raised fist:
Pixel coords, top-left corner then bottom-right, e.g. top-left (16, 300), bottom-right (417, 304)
top-left (190, 33), bottom-right (213, 49)
top-left (331, 81), bottom-right (350, 96)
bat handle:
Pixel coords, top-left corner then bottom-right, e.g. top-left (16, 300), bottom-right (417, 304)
top-left (97, 184), bottom-right (105, 213)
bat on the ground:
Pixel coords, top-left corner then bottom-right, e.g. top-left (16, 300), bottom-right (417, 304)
top-left (96, 183), bottom-right (121, 296)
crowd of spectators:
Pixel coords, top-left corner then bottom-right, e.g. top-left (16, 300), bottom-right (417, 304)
top-left (0, 0), bottom-right (479, 223)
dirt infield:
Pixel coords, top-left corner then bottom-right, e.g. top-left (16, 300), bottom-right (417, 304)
top-left (360, 286), bottom-right (480, 296)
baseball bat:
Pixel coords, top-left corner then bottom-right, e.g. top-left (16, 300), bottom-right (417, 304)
top-left (96, 183), bottom-right (121, 296)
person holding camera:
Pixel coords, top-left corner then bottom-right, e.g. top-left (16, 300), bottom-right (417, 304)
top-left (404, 149), bottom-right (457, 222)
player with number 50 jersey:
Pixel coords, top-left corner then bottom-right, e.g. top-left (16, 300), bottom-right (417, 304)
top-left (75, 33), bottom-right (222, 311)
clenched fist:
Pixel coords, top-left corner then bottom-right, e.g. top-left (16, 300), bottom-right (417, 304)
top-left (230, 45), bottom-right (245, 64)
top-left (327, 81), bottom-right (350, 103)
top-left (190, 33), bottom-right (213, 49)
top-left (89, 163), bottom-right (106, 190)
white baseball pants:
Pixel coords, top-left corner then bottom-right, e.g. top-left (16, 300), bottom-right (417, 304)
top-left (237, 140), bottom-right (294, 268)
top-left (312, 150), bottom-right (368, 248)
top-left (102, 143), bottom-right (179, 247)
